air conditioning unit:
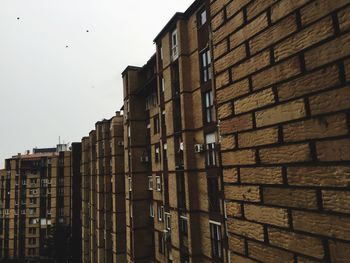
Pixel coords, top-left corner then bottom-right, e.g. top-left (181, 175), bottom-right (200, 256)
top-left (117, 141), bottom-right (124, 146)
top-left (194, 144), bottom-right (204, 153)
top-left (140, 156), bottom-right (149, 163)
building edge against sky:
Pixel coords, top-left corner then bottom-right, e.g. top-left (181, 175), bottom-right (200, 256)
top-left (0, 0), bottom-right (350, 262)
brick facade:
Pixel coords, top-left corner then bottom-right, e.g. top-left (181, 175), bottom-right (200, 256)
top-left (210, 0), bottom-right (350, 262)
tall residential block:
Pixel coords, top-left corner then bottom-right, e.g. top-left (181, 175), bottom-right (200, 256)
top-left (81, 112), bottom-right (125, 263)
top-left (122, 0), bottom-right (229, 262)
top-left (210, 0), bottom-right (350, 262)
top-left (0, 145), bottom-right (75, 262)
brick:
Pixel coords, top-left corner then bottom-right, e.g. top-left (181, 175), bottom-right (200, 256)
top-left (246, 0), bottom-right (278, 20)
top-left (329, 241), bottom-right (350, 263)
top-left (215, 70), bottom-right (230, 90)
top-left (220, 135), bottom-right (236, 150)
top-left (338, 5), bottom-right (350, 32)
top-left (228, 234), bottom-right (246, 254)
top-left (263, 187), bottom-right (318, 209)
top-left (297, 257), bottom-right (319, 263)
top-left (216, 78), bottom-right (250, 104)
top-left (283, 114), bottom-right (348, 142)
top-left (240, 167), bottom-right (283, 184)
top-left (234, 88), bottom-right (275, 114)
top-left (232, 50), bottom-right (270, 80)
top-left (252, 56), bottom-right (301, 90)
top-left (217, 102), bottom-right (233, 119)
top-left (212, 10), bottom-right (225, 31)
top-left (255, 99), bottom-right (306, 127)
top-left (249, 14), bottom-right (297, 55)
top-left (244, 204), bottom-right (289, 227)
top-left (226, 201), bottom-right (242, 217)
top-left (248, 241), bottom-right (294, 263)
top-left (220, 113), bottom-right (253, 134)
top-left (301, 0), bottom-right (349, 26)
top-left (268, 228), bottom-right (324, 258)
top-left (322, 190), bottom-right (350, 214)
top-left (214, 39), bottom-right (228, 59)
top-left (260, 143), bottom-right (311, 164)
top-left (230, 254), bottom-right (257, 263)
top-left (274, 16), bottom-right (334, 61)
top-left (223, 168), bottom-right (238, 183)
top-left (316, 138), bottom-right (350, 161)
top-left (222, 149), bottom-right (256, 165)
top-left (215, 44), bottom-right (246, 73)
top-left (287, 166), bottom-right (350, 187)
top-left (229, 13), bottom-right (269, 49)
top-left (227, 218), bottom-right (264, 241)
top-left (225, 185), bottom-right (260, 202)
top-left (305, 32), bottom-right (350, 70)
top-left (278, 64), bottom-right (340, 101)
top-left (210, 0), bottom-right (227, 16)
top-left (293, 211), bottom-right (350, 241)
top-left (238, 127), bottom-right (278, 148)
top-left (271, 0), bottom-right (310, 22)
top-left (226, 0), bottom-right (250, 19)
top-left (309, 86), bottom-right (350, 115)
top-left (213, 11), bottom-right (244, 44)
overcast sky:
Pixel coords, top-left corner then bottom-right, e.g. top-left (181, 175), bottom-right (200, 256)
top-left (0, 0), bottom-right (193, 168)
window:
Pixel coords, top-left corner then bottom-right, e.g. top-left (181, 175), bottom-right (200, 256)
top-left (29, 228), bottom-right (36, 234)
top-left (28, 208), bottom-right (36, 215)
top-left (154, 115), bottom-right (160, 134)
top-left (128, 177), bottom-right (132, 192)
top-left (171, 29), bottom-right (178, 60)
top-left (197, 8), bottom-right (207, 27)
top-left (165, 213), bottom-right (171, 231)
top-left (161, 76), bottom-right (165, 92)
top-left (146, 93), bottom-right (158, 110)
top-left (156, 176), bottom-right (162, 191)
top-left (163, 143), bottom-right (168, 161)
top-left (179, 216), bottom-right (188, 237)
top-left (210, 222), bottom-right (223, 259)
top-left (58, 208), bottom-right (64, 217)
top-left (204, 90), bottom-right (215, 123)
top-left (208, 177), bottom-right (220, 212)
top-left (150, 202), bottom-right (154, 218)
top-left (157, 204), bottom-right (164, 222)
top-left (155, 145), bottom-right (161, 162)
top-left (201, 49), bottom-right (212, 83)
top-left (158, 232), bottom-right (165, 254)
top-left (148, 176), bottom-right (153, 190)
top-left (206, 133), bottom-right (217, 166)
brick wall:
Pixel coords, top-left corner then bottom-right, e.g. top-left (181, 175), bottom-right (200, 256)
top-left (210, 0), bottom-right (350, 262)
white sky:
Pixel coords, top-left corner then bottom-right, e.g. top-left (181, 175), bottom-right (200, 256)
top-left (0, 0), bottom-right (193, 168)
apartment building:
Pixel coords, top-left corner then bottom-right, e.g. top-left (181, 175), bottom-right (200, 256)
top-left (81, 112), bottom-right (125, 263)
top-left (122, 1), bottom-right (228, 262)
top-left (0, 145), bottom-right (73, 261)
top-left (210, 0), bottom-right (350, 262)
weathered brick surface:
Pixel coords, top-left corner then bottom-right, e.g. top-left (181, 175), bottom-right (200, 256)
top-left (238, 126), bottom-right (278, 148)
top-left (227, 218), bottom-right (264, 241)
top-left (316, 138), bottom-right (350, 161)
top-left (211, 0), bottom-right (350, 261)
top-left (274, 16), bottom-right (334, 61)
top-left (240, 167), bottom-right (283, 184)
top-left (322, 190), bottom-right (350, 214)
top-left (244, 204), bottom-right (289, 227)
top-left (263, 187), bottom-right (318, 209)
top-left (234, 88), bottom-right (275, 114)
top-left (277, 64), bottom-right (340, 101)
top-left (268, 228), bottom-right (324, 258)
top-left (283, 114), bottom-right (348, 142)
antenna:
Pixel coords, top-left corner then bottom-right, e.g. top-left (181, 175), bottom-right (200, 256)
top-left (59, 136), bottom-right (61, 145)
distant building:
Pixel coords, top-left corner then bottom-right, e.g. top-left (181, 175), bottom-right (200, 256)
top-left (0, 144), bottom-right (81, 262)
top-left (81, 112), bottom-right (125, 263)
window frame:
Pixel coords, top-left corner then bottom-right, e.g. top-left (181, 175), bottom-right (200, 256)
top-left (210, 222), bottom-right (223, 260)
top-left (200, 49), bottom-right (212, 83)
